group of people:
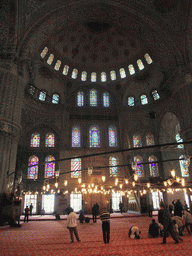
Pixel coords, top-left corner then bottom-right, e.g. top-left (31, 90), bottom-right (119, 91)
top-left (24, 203), bottom-right (33, 222)
top-left (66, 199), bottom-right (192, 245)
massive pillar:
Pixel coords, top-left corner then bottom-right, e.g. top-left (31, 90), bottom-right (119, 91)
top-left (0, 65), bottom-right (25, 193)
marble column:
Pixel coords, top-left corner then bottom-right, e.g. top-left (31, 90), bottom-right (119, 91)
top-left (0, 65), bottom-right (25, 193)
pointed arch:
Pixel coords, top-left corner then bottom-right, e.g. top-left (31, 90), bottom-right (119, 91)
top-left (45, 155), bottom-right (55, 178)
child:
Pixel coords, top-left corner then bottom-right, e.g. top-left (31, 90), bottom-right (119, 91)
top-left (172, 219), bottom-right (183, 242)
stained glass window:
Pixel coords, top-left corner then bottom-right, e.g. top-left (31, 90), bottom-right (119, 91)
top-left (128, 64), bottom-right (135, 75)
top-left (72, 126), bottom-right (81, 147)
top-left (45, 155), bottom-right (55, 178)
top-left (28, 156), bottom-right (39, 179)
top-left (137, 59), bottom-right (144, 70)
top-left (90, 89), bottom-right (97, 106)
top-left (52, 94), bottom-right (59, 104)
top-left (31, 133), bottom-right (40, 147)
top-left (110, 70), bottom-right (116, 81)
top-left (109, 126), bottom-right (117, 147)
top-left (144, 53), bottom-right (153, 64)
top-left (134, 156), bottom-right (144, 177)
top-left (89, 126), bottom-right (100, 148)
top-left (77, 91), bottom-right (84, 107)
top-left (149, 155), bottom-right (159, 177)
top-left (39, 91), bottom-right (46, 101)
top-left (128, 96), bottom-right (134, 106)
top-left (29, 85), bottom-right (35, 95)
top-left (81, 71), bottom-right (87, 81)
top-left (54, 60), bottom-right (61, 71)
top-left (176, 133), bottom-right (184, 149)
top-left (47, 54), bottom-right (54, 65)
top-left (63, 65), bottom-right (69, 75)
top-left (71, 158), bottom-right (81, 178)
top-left (91, 72), bottom-right (97, 82)
top-left (45, 133), bottom-right (55, 147)
top-left (101, 72), bottom-right (107, 82)
top-left (141, 94), bottom-right (148, 105)
top-left (40, 47), bottom-right (48, 58)
top-left (103, 92), bottom-right (110, 107)
top-left (133, 135), bottom-right (142, 148)
top-left (179, 155), bottom-right (189, 177)
top-left (119, 68), bottom-right (126, 79)
top-left (71, 68), bottom-right (78, 79)
top-left (146, 134), bottom-right (155, 146)
top-left (152, 90), bottom-right (160, 100)
top-left (109, 156), bottom-right (118, 177)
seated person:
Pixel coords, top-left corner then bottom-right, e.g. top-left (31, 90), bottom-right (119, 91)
top-left (148, 219), bottom-right (159, 238)
top-left (128, 226), bottom-right (141, 239)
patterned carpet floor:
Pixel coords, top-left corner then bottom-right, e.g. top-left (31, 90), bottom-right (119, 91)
top-left (1, 215), bottom-right (192, 256)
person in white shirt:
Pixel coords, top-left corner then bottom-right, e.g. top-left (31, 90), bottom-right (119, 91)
top-left (128, 226), bottom-right (141, 239)
top-left (67, 208), bottom-right (80, 243)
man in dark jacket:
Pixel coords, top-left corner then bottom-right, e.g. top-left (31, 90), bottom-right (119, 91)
top-left (161, 204), bottom-right (179, 244)
top-left (148, 219), bottom-right (159, 238)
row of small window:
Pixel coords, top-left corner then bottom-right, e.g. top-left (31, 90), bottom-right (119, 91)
top-left (27, 155), bottom-right (159, 180)
top-left (77, 90), bottom-right (110, 107)
top-left (40, 47), bottom-right (153, 82)
top-left (29, 85), bottom-right (60, 104)
top-left (128, 90), bottom-right (160, 106)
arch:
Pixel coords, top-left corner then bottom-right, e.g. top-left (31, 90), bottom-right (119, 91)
top-left (72, 126), bottom-right (81, 147)
top-left (45, 155), bottom-right (55, 178)
top-left (30, 133), bottom-right (40, 147)
top-left (45, 133), bottom-right (55, 147)
top-left (89, 125), bottom-right (100, 148)
top-left (149, 155), bottom-right (159, 177)
top-left (108, 126), bottom-right (117, 147)
top-left (109, 156), bottom-right (118, 177)
top-left (134, 155), bottom-right (144, 177)
top-left (71, 158), bottom-right (81, 178)
top-left (28, 155), bottom-right (39, 179)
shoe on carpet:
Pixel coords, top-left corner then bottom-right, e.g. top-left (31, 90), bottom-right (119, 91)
top-left (161, 242), bottom-right (166, 244)
top-left (174, 241), bottom-right (179, 244)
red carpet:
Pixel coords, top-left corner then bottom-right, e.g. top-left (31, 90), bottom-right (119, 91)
top-left (0, 216), bottom-right (192, 256)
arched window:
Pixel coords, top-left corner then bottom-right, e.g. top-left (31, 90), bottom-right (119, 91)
top-left (179, 155), bottom-right (189, 177)
top-left (91, 72), bottom-right (97, 82)
top-left (71, 68), bottom-right (78, 79)
top-left (90, 89), bottom-right (97, 106)
top-left (89, 126), bottom-right (100, 148)
top-left (31, 133), bottom-right (40, 147)
top-left (137, 59), bottom-right (144, 70)
top-left (101, 72), bottom-right (107, 82)
top-left (40, 47), bottom-right (48, 58)
top-left (144, 53), bottom-right (153, 64)
top-left (149, 155), bottom-right (159, 177)
top-left (71, 158), bottom-right (81, 178)
top-left (28, 156), bottom-right (39, 179)
top-left (103, 92), bottom-right (110, 107)
top-left (128, 64), bottom-right (135, 75)
top-left (72, 126), bottom-right (81, 147)
top-left (63, 65), bottom-right (69, 75)
top-left (146, 134), bottom-right (155, 146)
top-left (119, 68), bottom-right (126, 79)
top-left (110, 70), bottom-right (116, 81)
top-left (140, 94), bottom-right (148, 105)
top-left (176, 133), bottom-right (184, 149)
top-left (133, 135), bottom-right (142, 148)
top-left (152, 90), bottom-right (160, 100)
top-left (109, 126), bottom-right (117, 147)
top-left (52, 94), bottom-right (59, 104)
top-left (45, 133), bottom-right (55, 147)
top-left (39, 91), bottom-right (46, 101)
top-left (134, 156), bottom-right (144, 177)
top-left (54, 60), bottom-right (61, 71)
top-left (128, 96), bottom-right (135, 106)
top-left (47, 54), bottom-right (54, 65)
top-left (109, 156), bottom-right (118, 177)
top-left (77, 91), bottom-right (84, 107)
top-left (81, 71), bottom-right (87, 81)
top-left (45, 155), bottom-right (55, 178)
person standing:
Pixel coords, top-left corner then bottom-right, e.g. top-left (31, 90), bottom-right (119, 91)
top-left (66, 208), bottom-right (80, 243)
top-left (161, 204), bottom-right (179, 244)
top-left (119, 202), bottom-right (124, 214)
top-left (30, 203), bottom-right (33, 216)
top-left (100, 207), bottom-right (110, 244)
top-left (24, 206), bottom-right (30, 222)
